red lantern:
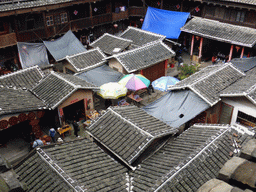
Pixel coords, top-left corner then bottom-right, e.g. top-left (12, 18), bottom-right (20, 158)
top-left (114, 24), bottom-right (118, 28)
top-left (140, 18), bottom-right (144, 22)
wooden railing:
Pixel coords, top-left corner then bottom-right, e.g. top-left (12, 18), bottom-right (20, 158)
top-left (0, 32), bottom-right (17, 48)
top-left (112, 10), bottom-right (129, 22)
top-left (128, 7), bottom-right (147, 16)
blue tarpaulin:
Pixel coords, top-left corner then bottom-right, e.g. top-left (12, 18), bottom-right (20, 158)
top-left (142, 7), bottom-right (190, 39)
top-left (17, 42), bottom-right (49, 69)
top-left (143, 90), bottom-right (209, 128)
top-left (43, 30), bottom-right (86, 61)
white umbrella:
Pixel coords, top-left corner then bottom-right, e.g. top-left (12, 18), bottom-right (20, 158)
top-left (97, 82), bottom-right (127, 99)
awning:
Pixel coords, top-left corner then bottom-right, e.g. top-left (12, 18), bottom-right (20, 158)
top-left (181, 17), bottom-right (256, 47)
top-left (143, 90), bottom-right (210, 128)
top-left (17, 42), bottom-right (49, 69)
top-left (75, 64), bottom-right (124, 87)
top-left (142, 7), bottom-right (190, 39)
top-left (43, 30), bottom-right (86, 61)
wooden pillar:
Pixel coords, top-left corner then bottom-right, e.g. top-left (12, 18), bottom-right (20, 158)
top-left (198, 37), bottom-right (203, 59)
top-left (190, 35), bottom-right (194, 59)
top-left (228, 45), bottom-right (234, 62)
top-left (89, 3), bottom-right (93, 18)
top-left (140, 70), bottom-right (143, 75)
top-left (240, 47), bottom-right (244, 58)
top-left (160, 0), bottom-right (163, 9)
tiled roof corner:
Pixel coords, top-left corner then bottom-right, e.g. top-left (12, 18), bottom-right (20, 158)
top-left (90, 33), bottom-right (133, 55)
top-left (86, 105), bottom-right (177, 168)
top-left (108, 41), bottom-right (175, 73)
top-left (0, 65), bottom-right (44, 90)
top-left (168, 63), bottom-right (245, 106)
top-left (120, 26), bottom-right (166, 47)
top-left (66, 48), bottom-right (107, 72)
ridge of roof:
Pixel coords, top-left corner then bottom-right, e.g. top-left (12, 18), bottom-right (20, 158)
top-left (0, 65), bottom-right (44, 79)
top-left (154, 124), bottom-right (231, 191)
top-left (36, 148), bottom-right (86, 191)
top-left (90, 33), bottom-right (133, 46)
top-left (51, 71), bottom-right (77, 88)
top-left (104, 40), bottom-right (175, 60)
top-left (181, 16), bottom-right (256, 47)
top-left (120, 26), bottom-right (166, 39)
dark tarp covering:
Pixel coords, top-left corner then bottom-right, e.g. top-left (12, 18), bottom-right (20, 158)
top-left (17, 42), bottom-right (49, 69)
top-left (43, 30), bottom-right (86, 61)
top-left (142, 7), bottom-right (190, 39)
top-left (143, 90), bottom-right (209, 128)
top-left (75, 64), bottom-right (124, 86)
top-left (231, 57), bottom-right (256, 72)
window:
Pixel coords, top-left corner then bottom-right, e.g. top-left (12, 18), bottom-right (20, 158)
top-left (236, 11), bottom-right (245, 22)
top-left (236, 111), bottom-right (256, 128)
top-left (26, 19), bottom-right (35, 30)
top-left (60, 13), bottom-right (68, 24)
top-left (46, 15), bottom-right (54, 26)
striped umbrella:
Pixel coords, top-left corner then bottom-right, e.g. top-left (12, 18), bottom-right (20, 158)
top-left (118, 74), bottom-right (150, 91)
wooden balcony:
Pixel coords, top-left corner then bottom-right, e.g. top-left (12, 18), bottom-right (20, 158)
top-left (128, 7), bottom-right (147, 16)
top-left (0, 32), bottom-right (17, 49)
top-left (91, 13), bottom-right (112, 26)
top-left (112, 10), bottom-right (129, 22)
top-left (16, 28), bottom-right (47, 42)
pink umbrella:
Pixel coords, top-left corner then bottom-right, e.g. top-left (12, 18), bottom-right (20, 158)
top-left (119, 75), bottom-right (149, 91)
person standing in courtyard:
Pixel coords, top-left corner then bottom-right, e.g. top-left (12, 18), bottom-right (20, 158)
top-left (49, 127), bottom-right (56, 143)
top-left (72, 119), bottom-right (80, 138)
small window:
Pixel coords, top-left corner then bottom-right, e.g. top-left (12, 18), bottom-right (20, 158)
top-left (27, 19), bottom-right (35, 30)
top-left (236, 111), bottom-right (256, 128)
top-left (236, 11), bottom-right (245, 22)
top-left (61, 13), bottom-right (68, 24)
top-left (46, 15), bottom-right (54, 26)
top-left (0, 22), bottom-right (4, 31)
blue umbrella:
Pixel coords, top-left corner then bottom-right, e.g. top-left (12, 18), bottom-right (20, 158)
top-left (152, 76), bottom-right (180, 91)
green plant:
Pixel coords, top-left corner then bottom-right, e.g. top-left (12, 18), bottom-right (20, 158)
top-left (178, 63), bottom-right (199, 80)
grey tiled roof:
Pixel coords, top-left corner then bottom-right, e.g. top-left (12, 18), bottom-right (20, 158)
top-left (90, 33), bottom-right (132, 55)
top-left (0, 87), bottom-right (46, 116)
top-left (0, 0), bottom-right (74, 12)
top-left (108, 41), bottom-right (175, 73)
top-left (14, 139), bottom-right (128, 191)
top-left (14, 151), bottom-right (74, 192)
top-left (120, 26), bottom-right (166, 47)
top-left (66, 48), bottom-right (107, 72)
top-left (32, 72), bottom-right (97, 109)
top-left (221, 67), bottom-right (256, 105)
top-left (230, 57), bottom-right (256, 72)
top-left (86, 106), bottom-right (177, 169)
top-left (181, 17), bottom-right (256, 47)
top-left (0, 65), bottom-right (44, 90)
top-left (168, 63), bottom-right (245, 106)
top-left (130, 124), bottom-right (254, 192)
top-left (220, 0), bottom-right (256, 5)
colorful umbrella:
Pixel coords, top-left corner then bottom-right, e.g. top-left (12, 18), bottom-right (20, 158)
top-left (118, 74), bottom-right (150, 91)
top-left (97, 82), bottom-right (127, 99)
top-left (152, 76), bottom-right (180, 91)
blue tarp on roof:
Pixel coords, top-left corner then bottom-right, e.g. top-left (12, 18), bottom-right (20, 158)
top-left (143, 90), bottom-right (209, 128)
top-left (142, 7), bottom-right (190, 39)
top-left (17, 42), bottom-right (49, 69)
top-left (43, 30), bottom-right (86, 61)
top-left (75, 64), bottom-right (124, 87)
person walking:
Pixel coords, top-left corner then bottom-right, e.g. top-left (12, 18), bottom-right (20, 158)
top-left (72, 119), bottom-right (80, 138)
top-left (49, 128), bottom-right (56, 143)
